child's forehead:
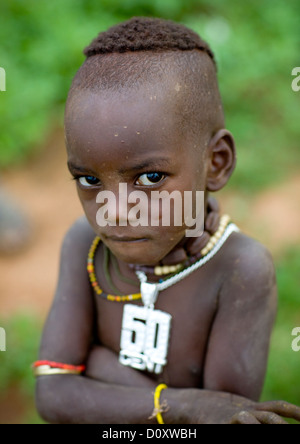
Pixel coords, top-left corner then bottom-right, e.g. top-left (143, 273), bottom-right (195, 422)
top-left (65, 50), bottom-right (224, 154)
top-left (68, 72), bottom-right (185, 110)
top-left (66, 79), bottom-right (191, 140)
top-left (65, 85), bottom-right (210, 173)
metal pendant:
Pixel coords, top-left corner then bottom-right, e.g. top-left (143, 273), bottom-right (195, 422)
top-left (119, 304), bottom-right (172, 374)
top-left (119, 271), bottom-right (172, 374)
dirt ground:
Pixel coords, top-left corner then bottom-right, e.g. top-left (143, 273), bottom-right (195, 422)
top-left (0, 128), bottom-right (300, 320)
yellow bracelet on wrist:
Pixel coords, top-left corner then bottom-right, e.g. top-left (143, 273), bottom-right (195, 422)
top-left (153, 383), bottom-right (168, 424)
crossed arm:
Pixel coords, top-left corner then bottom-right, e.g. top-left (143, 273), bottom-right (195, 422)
top-left (84, 346), bottom-right (300, 424)
top-left (36, 344), bottom-right (300, 424)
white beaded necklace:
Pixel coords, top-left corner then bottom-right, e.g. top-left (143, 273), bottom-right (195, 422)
top-left (136, 222), bottom-right (239, 306)
top-left (119, 222), bottom-right (239, 374)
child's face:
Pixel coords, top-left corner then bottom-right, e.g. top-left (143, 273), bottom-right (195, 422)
top-left (65, 83), bottom-right (210, 265)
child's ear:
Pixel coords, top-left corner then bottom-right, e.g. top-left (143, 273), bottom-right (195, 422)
top-left (206, 129), bottom-right (236, 192)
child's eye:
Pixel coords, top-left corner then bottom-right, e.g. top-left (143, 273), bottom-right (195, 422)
top-left (136, 172), bottom-right (165, 186)
top-left (78, 176), bottom-right (100, 187)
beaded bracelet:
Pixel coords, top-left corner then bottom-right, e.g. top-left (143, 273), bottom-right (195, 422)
top-left (32, 360), bottom-right (86, 377)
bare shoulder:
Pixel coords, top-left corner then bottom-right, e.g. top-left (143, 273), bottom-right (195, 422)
top-left (52, 215), bottom-right (96, 304)
top-left (218, 230), bottom-right (277, 306)
top-left (223, 230), bottom-right (275, 275)
top-left (59, 216), bottom-right (96, 270)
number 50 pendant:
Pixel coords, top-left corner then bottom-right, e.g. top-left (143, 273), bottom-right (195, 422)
top-left (119, 304), bottom-right (172, 374)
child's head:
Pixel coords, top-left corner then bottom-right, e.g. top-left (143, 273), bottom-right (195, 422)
top-left (64, 17), bottom-right (236, 265)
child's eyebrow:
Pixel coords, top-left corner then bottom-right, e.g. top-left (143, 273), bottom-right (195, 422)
top-left (67, 158), bottom-right (172, 176)
top-left (119, 158), bottom-right (172, 174)
top-left (67, 162), bottom-right (98, 176)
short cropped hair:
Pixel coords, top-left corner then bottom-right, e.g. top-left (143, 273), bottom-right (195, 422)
top-left (67, 17), bottom-right (224, 142)
top-left (83, 16), bottom-right (215, 65)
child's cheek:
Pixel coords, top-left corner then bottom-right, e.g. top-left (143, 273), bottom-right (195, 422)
top-left (78, 192), bottom-right (99, 228)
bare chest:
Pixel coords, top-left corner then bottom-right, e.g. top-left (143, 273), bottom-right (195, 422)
top-left (93, 270), bottom-right (220, 387)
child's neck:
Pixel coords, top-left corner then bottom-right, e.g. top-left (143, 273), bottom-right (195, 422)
top-left (114, 196), bottom-right (221, 283)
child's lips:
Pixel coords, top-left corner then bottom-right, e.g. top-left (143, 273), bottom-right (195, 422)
top-left (106, 235), bottom-right (149, 243)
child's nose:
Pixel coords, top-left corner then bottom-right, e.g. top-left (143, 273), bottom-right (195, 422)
top-left (96, 183), bottom-right (129, 226)
top-left (115, 185), bottom-right (129, 226)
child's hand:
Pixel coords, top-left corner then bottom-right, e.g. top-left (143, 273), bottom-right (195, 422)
top-left (180, 390), bottom-right (300, 424)
top-left (230, 400), bottom-right (300, 424)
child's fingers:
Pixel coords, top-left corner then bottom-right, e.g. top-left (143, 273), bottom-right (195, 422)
top-left (256, 401), bottom-right (300, 422)
top-left (230, 411), bottom-right (261, 424)
top-left (231, 409), bottom-right (289, 424)
top-left (253, 411), bottom-right (288, 424)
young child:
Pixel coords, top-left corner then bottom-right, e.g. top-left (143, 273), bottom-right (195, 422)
top-left (34, 17), bottom-right (300, 424)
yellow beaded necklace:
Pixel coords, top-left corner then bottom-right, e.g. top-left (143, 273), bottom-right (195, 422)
top-left (87, 214), bottom-right (231, 302)
top-left (87, 236), bottom-right (142, 302)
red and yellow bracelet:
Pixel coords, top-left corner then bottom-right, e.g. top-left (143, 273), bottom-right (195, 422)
top-left (32, 360), bottom-right (86, 377)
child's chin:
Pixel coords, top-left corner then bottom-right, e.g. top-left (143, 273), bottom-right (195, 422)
top-left (109, 241), bottom-right (166, 266)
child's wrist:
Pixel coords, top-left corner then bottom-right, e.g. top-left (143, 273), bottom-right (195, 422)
top-left (149, 384), bottom-right (169, 424)
top-left (151, 387), bottom-right (192, 424)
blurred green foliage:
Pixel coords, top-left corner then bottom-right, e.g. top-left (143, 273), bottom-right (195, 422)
top-left (0, 313), bottom-right (44, 423)
top-left (0, 0), bottom-right (299, 191)
top-left (0, 314), bottom-right (40, 396)
top-left (0, 0), bottom-right (299, 424)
